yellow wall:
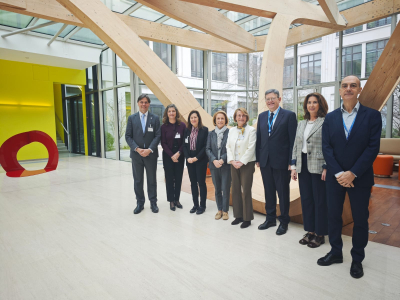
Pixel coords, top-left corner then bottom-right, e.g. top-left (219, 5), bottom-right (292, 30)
top-left (0, 59), bottom-right (86, 161)
top-left (53, 83), bottom-right (64, 142)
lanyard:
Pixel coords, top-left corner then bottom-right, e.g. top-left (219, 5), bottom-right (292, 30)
top-left (268, 107), bottom-right (280, 133)
top-left (343, 114), bottom-right (357, 140)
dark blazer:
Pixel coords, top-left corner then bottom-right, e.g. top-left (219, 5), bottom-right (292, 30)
top-left (183, 126), bottom-right (209, 162)
top-left (256, 108), bottom-right (297, 169)
top-left (161, 122), bottom-right (186, 157)
top-left (206, 128), bottom-right (229, 170)
top-left (322, 103), bottom-right (381, 187)
top-left (125, 112), bottom-right (161, 158)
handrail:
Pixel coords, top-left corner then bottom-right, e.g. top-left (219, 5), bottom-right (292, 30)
top-left (55, 114), bottom-right (69, 135)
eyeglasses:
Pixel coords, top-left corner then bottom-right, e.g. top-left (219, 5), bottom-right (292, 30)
top-left (265, 97), bottom-right (278, 102)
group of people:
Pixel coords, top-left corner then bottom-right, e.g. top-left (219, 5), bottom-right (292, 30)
top-left (125, 75), bottom-right (382, 279)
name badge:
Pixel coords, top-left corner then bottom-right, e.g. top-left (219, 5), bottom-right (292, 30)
top-left (185, 137), bottom-right (189, 143)
top-left (175, 133), bottom-right (181, 139)
top-left (148, 127), bottom-right (153, 132)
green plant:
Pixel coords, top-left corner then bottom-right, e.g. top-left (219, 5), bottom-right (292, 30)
top-left (106, 132), bottom-right (115, 151)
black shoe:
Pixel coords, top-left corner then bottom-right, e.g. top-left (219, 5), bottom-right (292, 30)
top-left (231, 218), bottom-right (243, 225)
top-left (133, 203), bottom-right (144, 214)
top-left (240, 221), bottom-right (251, 228)
top-left (150, 203), bottom-right (159, 213)
top-left (317, 253), bottom-right (343, 266)
top-left (258, 220), bottom-right (276, 230)
top-left (350, 261), bottom-right (364, 279)
top-left (276, 223), bottom-right (288, 235)
top-left (175, 201), bottom-right (183, 209)
top-left (170, 202), bottom-right (176, 211)
top-left (196, 207), bottom-right (205, 215)
top-left (190, 206), bottom-right (198, 214)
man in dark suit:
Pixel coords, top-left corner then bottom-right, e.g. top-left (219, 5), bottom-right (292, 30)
top-left (318, 76), bottom-right (381, 279)
top-left (125, 94), bottom-right (161, 214)
top-left (256, 89), bottom-right (297, 235)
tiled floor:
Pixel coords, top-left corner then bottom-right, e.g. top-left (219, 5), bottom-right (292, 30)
top-left (1, 156), bottom-right (400, 299)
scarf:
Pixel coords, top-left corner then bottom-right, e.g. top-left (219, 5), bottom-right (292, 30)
top-left (190, 127), bottom-right (199, 151)
top-left (215, 126), bottom-right (228, 149)
top-left (237, 124), bottom-right (246, 135)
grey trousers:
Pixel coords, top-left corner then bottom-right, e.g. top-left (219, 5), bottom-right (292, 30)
top-left (231, 161), bottom-right (255, 221)
top-left (131, 153), bottom-right (158, 204)
top-left (210, 166), bottom-right (231, 212)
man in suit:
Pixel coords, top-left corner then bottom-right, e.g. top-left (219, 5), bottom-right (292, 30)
top-left (317, 76), bottom-right (381, 279)
top-left (256, 89), bottom-right (297, 235)
top-left (125, 94), bottom-right (161, 214)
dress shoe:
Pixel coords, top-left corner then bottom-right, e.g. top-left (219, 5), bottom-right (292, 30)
top-left (258, 220), bottom-right (276, 230)
top-left (170, 202), bottom-right (176, 211)
top-left (215, 211), bottom-right (222, 220)
top-left (175, 201), bottom-right (183, 209)
top-left (299, 232), bottom-right (315, 245)
top-left (231, 218), bottom-right (243, 225)
top-left (350, 261), bottom-right (364, 279)
top-left (196, 207), bottom-right (205, 215)
top-left (240, 221), bottom-right (251, 228)
top-left (276, 223), bottom-right (288, 235)
top-left (133, 204), bottom-right (144, 214)
top-left (150, 203), bottom-right (159, 213)
top-left (222, 212), bottom-right (229, 220)
top-left (317, 253), bottom-right (343, 266)
top-left (190, 206), bottom-right (198, 214)
top-left (308, 235), bottom-right (325, 248)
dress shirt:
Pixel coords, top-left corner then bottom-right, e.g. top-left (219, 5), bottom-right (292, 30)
top-left (268, 107), bottom-right (280, 135)
top-left (136, 111), bottom-right (153, 153)
top-left (335, 101), bottom-right (360, 178)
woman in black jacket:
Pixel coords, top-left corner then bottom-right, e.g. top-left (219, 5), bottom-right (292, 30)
top-left (183, 110), bottom-right (209, 215)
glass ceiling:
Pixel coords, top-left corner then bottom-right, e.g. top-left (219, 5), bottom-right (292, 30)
top-left (0, 0), bottom-right (373, 47)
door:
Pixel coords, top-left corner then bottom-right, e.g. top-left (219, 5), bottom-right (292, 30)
top-left (66, 97), bottom-right (85, 154)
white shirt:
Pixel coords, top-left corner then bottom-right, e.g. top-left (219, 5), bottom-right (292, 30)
top-left (302, 121), bottom-right (315, 153)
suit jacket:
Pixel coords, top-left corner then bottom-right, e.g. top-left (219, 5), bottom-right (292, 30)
top-left (206, 128), bottom-right (230, 170)
top-left (256, 108), bottom-right (297, 169)
top-left (183, 126), bottom-right (209, 162)
top-left (226, 125), bottom-right (257, 165)
top-left (322, 103), bottom-right (381, 187)
top-left (125, 112), bottom-right (161, 159)
top-left (291, 117), bottom-right (326, 174)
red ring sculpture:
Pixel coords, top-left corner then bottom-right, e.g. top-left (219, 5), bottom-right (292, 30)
top-left (0, 131), bottom-right (59, 177)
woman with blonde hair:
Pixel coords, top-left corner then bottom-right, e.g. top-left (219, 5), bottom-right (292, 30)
top-left (206, 111), bottom-right (231, 220)
top-left (226, 108), bottom-right (257, 228)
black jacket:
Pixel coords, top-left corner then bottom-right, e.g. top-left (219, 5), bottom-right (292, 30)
top-left (183, 126), bottom-right (209, 162)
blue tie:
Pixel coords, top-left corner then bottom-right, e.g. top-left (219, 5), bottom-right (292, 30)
top-left (141, 114), bottom-right (146, 133)
top-left (269, 112), bottom-right (274, 131)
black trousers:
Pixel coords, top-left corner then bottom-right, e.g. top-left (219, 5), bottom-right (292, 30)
top-left (260, 161), bottom-right (291, 224)
top-left (187, 153), bottom-right (208, 208)
top-left (163, 151), bottom-right (184, 203)
top-left (326, 180), bottom-right (371, 262)
top-left (298, 153), bottom-right (328, 236)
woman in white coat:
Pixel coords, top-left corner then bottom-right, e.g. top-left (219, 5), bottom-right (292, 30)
top-left (226, 108), bottom-right (257, 228)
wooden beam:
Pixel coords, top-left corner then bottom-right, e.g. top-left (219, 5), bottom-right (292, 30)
top-left (359, 22), bottom-right (400, 111)
top-left (317, 0), bottom-right (344, 24)
top-left (0, 0), bottom-right (248, 53)
top-left (0, 0), bottom-right (26, 10)
top-left (55, 0), bottom-right (213, 128)
top-left (180, 0), bottom-right (347, 29)
top-left (257, 14), bottom-right (296, 114)
top-left (135, 0), bottom-right (256, 51)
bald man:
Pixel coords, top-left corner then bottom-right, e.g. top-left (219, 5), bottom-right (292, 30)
top-left (317, 76), bottom-right (381, 279)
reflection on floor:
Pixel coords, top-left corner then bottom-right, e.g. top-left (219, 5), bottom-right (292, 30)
top-left (0, 156), bottom-right (400, 299)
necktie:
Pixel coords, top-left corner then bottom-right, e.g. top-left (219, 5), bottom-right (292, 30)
top-left (269, 112), bottom-right (274, 131)
top-left (141, 114), bottom-right (146, 133)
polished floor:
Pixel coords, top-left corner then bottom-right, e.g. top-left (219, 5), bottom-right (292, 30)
top-left (1, 156), bottom-right (400, 300)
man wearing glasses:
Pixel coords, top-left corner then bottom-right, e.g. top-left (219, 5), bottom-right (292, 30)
top-left (256, 89), bottom-right (297, 235)
top-left (125, 94), bottom-right (161, 214)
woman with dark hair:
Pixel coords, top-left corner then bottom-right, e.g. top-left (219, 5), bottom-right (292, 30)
top-left (183, 110), bottom-right (209, 215)
top-left (161, 104), bottom-right (186, 211)
top-left (291, 92), bottom-right (329, 248)
top-left (206, 111), bottom-right (231, 220)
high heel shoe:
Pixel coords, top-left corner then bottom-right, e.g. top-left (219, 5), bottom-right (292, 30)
top-left (170, 202), bottom-right (176, 211)
top-left (175, 201), bottom-right (183, 209)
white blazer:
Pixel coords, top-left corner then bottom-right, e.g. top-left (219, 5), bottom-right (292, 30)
top-left (226, 125), bottom-right (257, 165)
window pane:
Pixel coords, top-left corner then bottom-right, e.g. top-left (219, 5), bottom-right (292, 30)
top-left (116, 55), bottom-right (130, 85)
top-left (101, 49), bottom-right (113, 89)
top-left (118, 87), bottom-right (131, 162)
top-left (103, 90), bottom-right (117, 160)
